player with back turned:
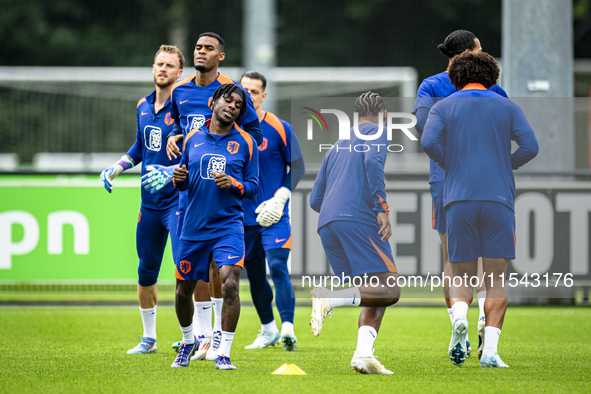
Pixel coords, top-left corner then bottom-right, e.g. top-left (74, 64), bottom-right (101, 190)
top-left (421, 51), bottom-right (538, 367)
top-left (413, 30), bottom-right (508, 358)
top-left (171, 84), bottom-right (259, 370)
top-left (309, 92), bottom-right (400, 375)
top-left (99, 45), bottom-right (184, 354)
top-left (239, 71), bottom-right (305, 351)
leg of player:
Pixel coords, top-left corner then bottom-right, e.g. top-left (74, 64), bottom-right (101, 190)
top-left (480, 257), bottom-right (509, 368)
top-left (244, 255), bottom-right (280, 350)
top-left (441, 233), bottom-right (472, 357)
top-left (171, 279), bottom-right (199, 367)
top-left (206, 260), bottom-right (224, 361)
top-left (215, 264), bottom-right (242, 370)
top-left (448, 259), bottom-right (477, 366)
top-left (476, 257), bottom-right (487, 359)
top-left (349, 305), bottom-right (394, 375)
top-left (187, 280), bottom-right (213, 360)
top-left (128, 207), bottom-right (169, 355)
top-left (267, 248), bottom-right (297, 351)
top-left (311, 272), bottom-right (399, 337)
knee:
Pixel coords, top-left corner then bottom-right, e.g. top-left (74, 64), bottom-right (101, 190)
top-left (222, 272), bottom-right (240, 299)
top-left (386, 285), bottom-right (400, 306)
top-left (175, 284), bottom-right (192, 304)
top-left (138, 264), bottom-right (158, 287)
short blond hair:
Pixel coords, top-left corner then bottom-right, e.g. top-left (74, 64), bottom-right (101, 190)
top-left (154, 45), bottom-right (185, 69)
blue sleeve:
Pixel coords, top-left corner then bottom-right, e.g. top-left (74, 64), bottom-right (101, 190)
top-left (125, 112), bottom-right (143, 164)
top-left (510, 105), bottom-right (539, 170)
top-left (310, 160), bottom-right (327, 213)
top-left (240, 118), bottom-right (263, 147)
top-left (174, 149), bottom-right (189, 191)
top-left (236, 84), bottom-right (263, 146)
top-left (284, 157), bottom-right (305, 191)
top-left (413, 81), bottom-right (436, 113)
top-left (421, 104), bottom-right (446, 167)
top-left (413, 107), bottom-right (430, 135)
top-left (233, 143), bottom-right (259, 199)
top-left (491, 84), bottom-right (508, 98)
top-left (167, 96), bottom-right (182, 140)
top-left (282, 124), bottom-right (305, 190)
top-left (364, 132), bottom-right (389, 215)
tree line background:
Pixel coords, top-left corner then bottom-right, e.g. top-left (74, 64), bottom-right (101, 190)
top-left (1, 0), bottom-right (590, 81)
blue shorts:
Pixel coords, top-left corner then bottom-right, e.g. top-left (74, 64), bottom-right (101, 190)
top-left (318, 221), bottom-right (397, 278)
top-left (245, 217), bottom-right (291, 260)
top-left (136, 204), bottom-right (180, 287)
top-left (446, 201), bottom-right (515, 262)
top-left (176, 233), bottom-right (245, 282)
top-left (430, 181), bottom-right (446, 233)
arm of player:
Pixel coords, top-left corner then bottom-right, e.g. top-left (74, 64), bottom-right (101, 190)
top-left (309, 161), bottom-right (327, 213)
top-left (510, 105), bottom-right (539, 170)
top-left (364, 131), bottom-right (390, 218)
top-left (142, 164), bottom-right (177, 193)
top-left (99, 117), bottom-right (143, 193)
top-left (421, 105), bottom-right (446, 167)
top-left (239, 85), bottom-right (264, 146)
top-left (256, 127), bottom-right (306, 227)
top-left (413, 107), bottom-right (430, 135)
top-left (166, 124), bottom-right (183, 160)
top-left (100, 155), bottom-right (135, 193)
top-left (239, 142), bottom-right (259, 199)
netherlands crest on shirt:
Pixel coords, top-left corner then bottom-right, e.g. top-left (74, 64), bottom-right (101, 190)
top-left (186, 114), bottom-right (206, 133)
top-left (201, 154), bottom-right (226, 180)
top-left (227, 141), bottom-right (240, 154)
top-left (144, 126), bottom-right (162, 151)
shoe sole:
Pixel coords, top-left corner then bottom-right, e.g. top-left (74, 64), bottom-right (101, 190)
top-left (449, 320), bottom-right (468, 366)
top-left (310, 288), bottom-right (329, 337)
top-left (281, 335), bottom-right (297, 351)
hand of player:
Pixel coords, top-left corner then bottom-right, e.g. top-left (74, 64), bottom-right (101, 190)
top-left (173, 165), bottom-right (188, 183)
top-left (255, 187), bottom-right (290, 227)
top-left (211, 172), bottom-right (231, 189)
top-left (166, 135), bottom-right (183, 160)
top-left (100, 166), bottom-right (117, 193)
top-left (141, 165), bottom-right (174, 194)
top-left (377, 212), bottom-right (391, 241)
top-left (99, 156), bottom-right (133, 193)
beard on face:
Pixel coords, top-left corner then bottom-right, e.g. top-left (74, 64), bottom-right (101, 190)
top-left (195, 64), bottom-right (206, 72)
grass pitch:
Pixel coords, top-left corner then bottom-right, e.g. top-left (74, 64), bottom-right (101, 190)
top-left (1, 305), bottom-right (589, 393)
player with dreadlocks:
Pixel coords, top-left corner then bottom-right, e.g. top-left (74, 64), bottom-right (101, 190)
top-left (412, 30), bottom-right (508, 359)
top-left (170, 83), bottom-right (259, 370)
top-left (309, 92), bottom-right (400, 374)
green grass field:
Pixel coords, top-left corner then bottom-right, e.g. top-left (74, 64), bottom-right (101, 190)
top-left (1, 305), bottom-right (590, 393)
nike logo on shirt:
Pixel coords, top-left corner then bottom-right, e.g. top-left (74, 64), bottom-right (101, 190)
top-left (141, 112), bottom-right (148, 116)
top-left (195, 142), bottom-right (205, 148)
top-left (180, 100), bottom-right (189, 105)
top-left (275, 238), bottom-right (286, 243)
top-left (228, 255), bottom-right (240, 259)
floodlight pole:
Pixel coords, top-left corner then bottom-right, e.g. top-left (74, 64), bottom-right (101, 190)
top-left (502, 0), bottom-right (574, 173)
top-left (243, 0), bottom-right (277, 113)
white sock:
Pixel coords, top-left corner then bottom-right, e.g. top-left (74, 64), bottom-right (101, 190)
top-left (194, 301), bottom-right (213, 337)
top-left (451, 301), bottom-right (469, 322)
top-left (180, 323), bottom-right (194, 344)
top-left (140, 306), bottom-right (157, 340)
top-left (477, 291), bottom-right (487, 320)
top-left (218, 331), bottom-right (235, 357)
top-left (355, 326), bottom-right (377, 357)
top-left (281, 321), bottom-right (294, 335)
top-left (447, 308), bottom-right (454, 326)
top-left (330, 287), bottom-right (361, 308)
top-left (262, 320), bottom-right (279, 334)
top-left (483, 326), bottom-right (501, 354)
top-left (212, 297), bottom-right (223, 332)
